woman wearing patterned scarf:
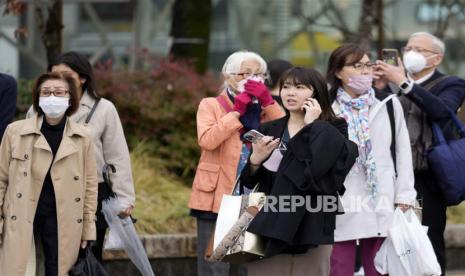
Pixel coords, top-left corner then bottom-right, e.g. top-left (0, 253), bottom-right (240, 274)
top-left (188, 51), bottom-right (284, 276)
top-left (326, 43), bottom-right (417, 276)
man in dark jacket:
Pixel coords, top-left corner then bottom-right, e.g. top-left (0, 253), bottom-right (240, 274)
top-left (0, 73), bottom-right (17, 140)
top-left (374, 32), bottom-right (465, 275)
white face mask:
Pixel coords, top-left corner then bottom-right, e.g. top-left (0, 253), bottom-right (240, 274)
top-left (403, 50), bottom-right (435, 74)
top-left (39, 96), bottom-right (70, 118)
top-left (237, 75), bottom-right (265, 93)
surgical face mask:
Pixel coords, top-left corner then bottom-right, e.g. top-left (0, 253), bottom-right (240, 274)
top-left (403, 50), bottom-right (435, 74)
top-left (39, 96), bottom-right (70, 118)
top-left (347, 75), bottom-right (373, 95)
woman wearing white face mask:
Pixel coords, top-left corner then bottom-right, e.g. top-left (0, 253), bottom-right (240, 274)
top-left (326, 44), bottom-right (416, 276)
top-left (188, 50), bottom-right (284, 276)
top-left (27, 52), bottom-right (136, 263)
top-left (0, 72), bottom-right (98, 276)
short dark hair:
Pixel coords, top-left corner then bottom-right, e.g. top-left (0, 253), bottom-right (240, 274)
top-left (32, 72), bottom-right (80, 116)
top-left (48, 51), bottom-right (100, 99)
top-left (265, 59), bottom-right (293, 89)
top-left (279, 67), bottom-right (337, 122)
top-left (326, 43), bottom-right (369, 102)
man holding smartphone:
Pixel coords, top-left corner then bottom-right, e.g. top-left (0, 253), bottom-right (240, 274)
top-left (0, 73), bottom-right (17, 141)
top-left (374, 32), bottom-right (465, 275)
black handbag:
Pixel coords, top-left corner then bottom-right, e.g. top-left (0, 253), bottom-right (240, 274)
top-left (69, 246), bottom-right (109, 276)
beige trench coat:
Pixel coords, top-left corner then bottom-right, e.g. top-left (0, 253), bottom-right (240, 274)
top-left (28, 92), bottom-right (135, 209)
top-left (0, 115), bottom-right (98, 276)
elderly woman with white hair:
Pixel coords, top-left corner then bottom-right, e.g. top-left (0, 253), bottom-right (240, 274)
top-left (188, 51), bottom-right (284, 275)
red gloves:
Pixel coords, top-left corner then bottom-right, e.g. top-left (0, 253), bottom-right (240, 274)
top-left (233, 92), bottom-right (252, 116)
top-left (244, 80), bottom-right (275, 107)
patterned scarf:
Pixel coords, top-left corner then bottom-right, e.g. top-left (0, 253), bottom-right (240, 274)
top-left (336, 87), bottom-right (378, 198)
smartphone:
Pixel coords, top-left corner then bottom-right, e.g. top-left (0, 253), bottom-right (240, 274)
top-left (243, 129), bottom-right (265, 143)
top-left (382, 49), bottom-right (399, 66)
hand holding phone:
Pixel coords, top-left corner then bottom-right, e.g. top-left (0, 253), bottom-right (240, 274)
top-left (302, 98), bottom-right (322, 125)
top-left (243, 129), bottom-right (265, 143)
top-left (382, 49), bottom-right (399, 66)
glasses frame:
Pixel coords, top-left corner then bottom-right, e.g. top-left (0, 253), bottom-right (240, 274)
top-left (401, 46), bottom-right (439, 55)
top-left (39, 89), bottom-right (70, 97)
top-left (345, 62), bottom-right (375, 71)
top-left (230, 72), bottom-right (268, 79)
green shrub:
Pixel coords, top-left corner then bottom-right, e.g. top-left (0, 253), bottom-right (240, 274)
top-left (130, 142), bottom-right (195, 234)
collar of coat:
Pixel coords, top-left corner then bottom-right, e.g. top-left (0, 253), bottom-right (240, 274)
top-left (79, 90), bottom-right (96, 109)
top-left (19, 114), bottom-right (88, 138)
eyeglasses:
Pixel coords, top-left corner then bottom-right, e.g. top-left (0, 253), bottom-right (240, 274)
top-left (401, 46), bottom-right (438, 55)
top-left (346, 62), bottom-right (374, 71)
top-left (231, 72), bottom-right (268, 79)
top-left (39, 89), bottom-right (69, 97)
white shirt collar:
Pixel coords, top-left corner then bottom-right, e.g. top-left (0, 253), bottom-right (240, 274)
top-left (408, 70), bottom-right (435, 84)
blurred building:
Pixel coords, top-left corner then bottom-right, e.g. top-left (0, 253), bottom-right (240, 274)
top-left (1, 0), bottom-right (465, 78)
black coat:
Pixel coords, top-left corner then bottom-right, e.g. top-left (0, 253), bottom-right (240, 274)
top-left (240, 117), bottom-right (358, 257)
top-left (0, 74), bottom-right (17, 140)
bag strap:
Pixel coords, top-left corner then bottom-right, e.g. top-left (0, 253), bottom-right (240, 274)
top-left (386, 99), bottom-right (397, 176)
top-left (216, 94), bottom-right (234, 113)
top-left (423, 75), bottom-right (450, 91)
top-left (85, 98), bottom-right (102, 124)
top-left (423, 75), bottom-right (465, 140)
top-left (231, 176), bottom-right (259, 195)
top-left (375, 90), bottom-right (397, 175)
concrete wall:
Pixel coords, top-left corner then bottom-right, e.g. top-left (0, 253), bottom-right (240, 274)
top-left (102, 225), bottom-right (465, 275)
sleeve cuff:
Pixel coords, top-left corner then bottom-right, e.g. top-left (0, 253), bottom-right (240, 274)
top-left (82, 219), bottom-right (97, 241)
top-left (394, 197), bottom-right (416, 206)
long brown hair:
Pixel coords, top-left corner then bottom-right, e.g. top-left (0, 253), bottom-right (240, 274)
top-left (279, 67), bottom-right (337, 122)
top-left (326, 43), bottom-right (369, 102)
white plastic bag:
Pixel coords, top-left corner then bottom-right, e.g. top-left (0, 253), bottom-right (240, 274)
top-left (375, 236), bottom-right (409, 276)
top-left (404, 209), bottom-right (441, 275)
top-left (375, 208), bottom-right (441, 276)
top-left (104, 230), bottom-right (125, 250)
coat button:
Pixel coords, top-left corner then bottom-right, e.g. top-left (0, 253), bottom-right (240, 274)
top-left (23, 172), bottom-right (27, 176)
top-left (24, 154), bottom-right (29, 160)
top-left (77, 219), bottom-right (82, 223)
top-left (74, 176), bottom-right (80, 181)
top-left (17, 193), bottom-right (22, 198)
top-left (11, 216), bottom-right (16, 220)
top-left (75, 197), bottom-right (81, 202)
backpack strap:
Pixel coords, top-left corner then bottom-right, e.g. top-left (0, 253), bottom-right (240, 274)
top-left (375, 90), bottom-right (397, 175)
top-left (85, 98), bottom-right (101, 124)
top-left (386, 99), bottom-right (397, 176)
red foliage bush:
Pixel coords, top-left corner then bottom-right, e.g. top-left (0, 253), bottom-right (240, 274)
top-left (95, 56), bottom-right (220, 181)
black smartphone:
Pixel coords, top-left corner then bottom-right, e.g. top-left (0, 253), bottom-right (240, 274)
top-left (382, 49), bottom-right (399, 66)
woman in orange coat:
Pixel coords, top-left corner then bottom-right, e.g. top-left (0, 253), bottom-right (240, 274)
top-left (188, 51), bottom-right (284, 276)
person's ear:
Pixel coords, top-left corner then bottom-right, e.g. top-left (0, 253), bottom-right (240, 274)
top-left (433, 54), bottom-right (444, 67)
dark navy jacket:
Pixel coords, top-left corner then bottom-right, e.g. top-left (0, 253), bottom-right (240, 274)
top-left (0, 74), bottom-right (17, 140)
top-left (403, 70), bottom-right (465, 140)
